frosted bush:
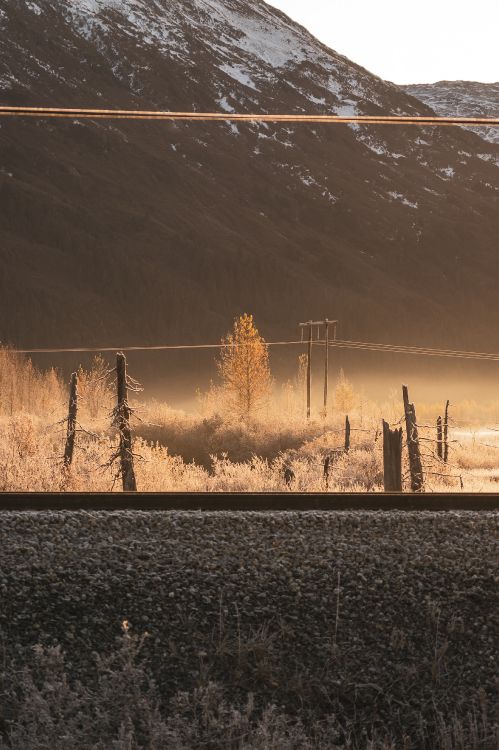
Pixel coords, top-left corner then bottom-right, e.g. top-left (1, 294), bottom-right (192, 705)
top-left (0, 412), bottom-right (497, 492)
top-left (0, 353), bottom-right (497, 492)
top-left (1, 627), bottom-right (496, 749)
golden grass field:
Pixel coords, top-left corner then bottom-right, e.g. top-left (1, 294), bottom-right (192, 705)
top-left (2, 346), bottom-right (499, 493)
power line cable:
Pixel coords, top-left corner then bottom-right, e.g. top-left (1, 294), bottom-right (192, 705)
top-left (1, 106), bottom-right (499, 127)
top-left (327, 340), bottom-right (499, 361)
top-left (8, 338), bottom-right (499, 361)
top-left (7, 341), bottom-right (302, 354)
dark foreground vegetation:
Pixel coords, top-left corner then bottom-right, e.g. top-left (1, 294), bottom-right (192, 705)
top-left (0, 511), bottom-right (497, 749)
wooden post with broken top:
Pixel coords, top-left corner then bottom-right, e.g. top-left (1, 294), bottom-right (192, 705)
top-left (382, 419), bottom-right (403, 492)
top-left (402, 384), bottom-right (424, 492)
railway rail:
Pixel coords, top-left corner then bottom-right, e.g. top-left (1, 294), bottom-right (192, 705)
top-left (0, 492), bottom-right (498, 511)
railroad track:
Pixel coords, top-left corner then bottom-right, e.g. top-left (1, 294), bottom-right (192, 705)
top-left (0, 493), bottom-right (498, 512)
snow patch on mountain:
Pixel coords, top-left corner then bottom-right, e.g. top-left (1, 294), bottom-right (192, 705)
top-left (477, 153), bottom-right (499, 167)
top-left (63, 0), bottom-right (313, 69)
top-left (57, 0), bottom-right (399, 119)
top-left (439, 166), bottom-right (455, 180)
top-left (218, 95), bottom-right (236, 113)
top-left (388, 192), bottom-right (418, 209)
top-left (403, 81), bottom-right (499, 145)
top-left (356, 134), bottom-right (408, 161)
top-left (26, 2), bottom-right (43, 14)
top-left (335, 102), bottom-right (358, 117)
top-left (219, 63), bottom-right (258, 90)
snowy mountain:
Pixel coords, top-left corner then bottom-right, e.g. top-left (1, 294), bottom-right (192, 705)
top-left (1, 0), bottom-right (499, 358)
top-left (403, 81), bottom-right (499, 145)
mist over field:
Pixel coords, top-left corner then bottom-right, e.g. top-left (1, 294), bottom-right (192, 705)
top-left (3, 336), bottom-right (499, 494)
top-left (27, 343), bottom-right (499, 413)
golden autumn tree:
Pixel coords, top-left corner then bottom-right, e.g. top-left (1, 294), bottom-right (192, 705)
top-left (217, 313), bottom-right (272, 419)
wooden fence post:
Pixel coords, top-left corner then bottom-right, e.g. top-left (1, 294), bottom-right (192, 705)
top-left (402, 385), bottom-right (424, 492)
top-left (283, 466), bottom-right (295, 487)
top-left (344, 415), bottom-right (351, 452)
top-left (443, 400), bottom-right (450, 463)
top-left (324, 455), bottom-right (331, 489)
top-left (436, 416), bottom-right (443, 460)
top-left (382, 420), bottom-right (403, 492)
top-left (116, 352), bottom-right (137, 492)
top-left (63, 372), bottom-right (78, 468)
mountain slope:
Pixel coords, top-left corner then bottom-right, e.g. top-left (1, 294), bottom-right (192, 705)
top-left (1, 0), bottom-right (499, 359)
top-left (403, 81), bottom-right (499, 145)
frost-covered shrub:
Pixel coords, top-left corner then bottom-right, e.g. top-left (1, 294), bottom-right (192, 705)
top-left (1, 626), bottom-right (496, 750)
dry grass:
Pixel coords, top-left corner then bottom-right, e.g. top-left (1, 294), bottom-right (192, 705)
top-left (1, 406), bottom-right (499, 492)
top-left (1, 628), bottom-right (496, 749)
top-left (1, 348), bottom-right (499, 491)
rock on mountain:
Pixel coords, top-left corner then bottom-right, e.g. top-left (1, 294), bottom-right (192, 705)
top-left (1, 0), bottom-right (499, 362)
top-left (403, 81), bottom-right (499, 145)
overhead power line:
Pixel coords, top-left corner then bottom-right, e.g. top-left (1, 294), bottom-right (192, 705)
top-left (9, 341), bottom-right (302, 354)
top-left (1, 106), bottom-right (499, 127)
top-left (8, 338), bottom-right (499, 361)
top-left (328, 340), bottom-right (499, 361)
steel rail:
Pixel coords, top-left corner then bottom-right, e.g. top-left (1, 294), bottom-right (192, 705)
top-left (0, 492), bottom-right (498, 511)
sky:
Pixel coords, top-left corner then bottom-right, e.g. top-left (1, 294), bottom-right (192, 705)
top-left (266, 0), bottom-right (499, 85)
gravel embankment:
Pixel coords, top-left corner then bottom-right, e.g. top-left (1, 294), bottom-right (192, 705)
top-left (0, 511), bottom-right (497, 740)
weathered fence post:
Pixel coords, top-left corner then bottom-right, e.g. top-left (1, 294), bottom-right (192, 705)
top-left (436, 416), bottom-right (443, 460)
top-left (116, 352), bottom-right (137, 492)
top-left (63, 372), bottom-right (78, 468)
top-left (344, 415), bottom-right (351, 452)
top-left (402, 385), bottom-right (424, 492)
top-left (283, 466), bottom-right (295, 487)
top-left (382, 420), bottom-right (403, 492)
top-left (443, 400), bottom-right (450, 463)
top-left (323, 454), bottom-right (331, 489)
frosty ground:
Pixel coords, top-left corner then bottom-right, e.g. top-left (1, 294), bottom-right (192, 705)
top-left (0, 510), bottom-right (497, 749)
top-left (4, 406), bottom-right (499, 493)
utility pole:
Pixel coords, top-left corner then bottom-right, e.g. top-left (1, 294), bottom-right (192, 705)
top-left (323, 318), bottom-right (338, 419)
top-left (299, 319), bottom-right (338, 420)
top-left (307, 321), bottom-right (312, 419)
top-left (324, 321), bottom-right (329, 418)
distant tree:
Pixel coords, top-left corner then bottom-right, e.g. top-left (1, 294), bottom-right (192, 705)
top-left (217, 313), bottom-right (272, 419)
top-left (296, 353), bottom-right (308, 418)
top-left (281, 379), bottom-right (295, 419)
top-left (334, 368), bottom-right (356, 414)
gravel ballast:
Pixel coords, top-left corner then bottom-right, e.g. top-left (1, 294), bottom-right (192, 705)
top-left (0, 510), bottom-right (497, 744)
